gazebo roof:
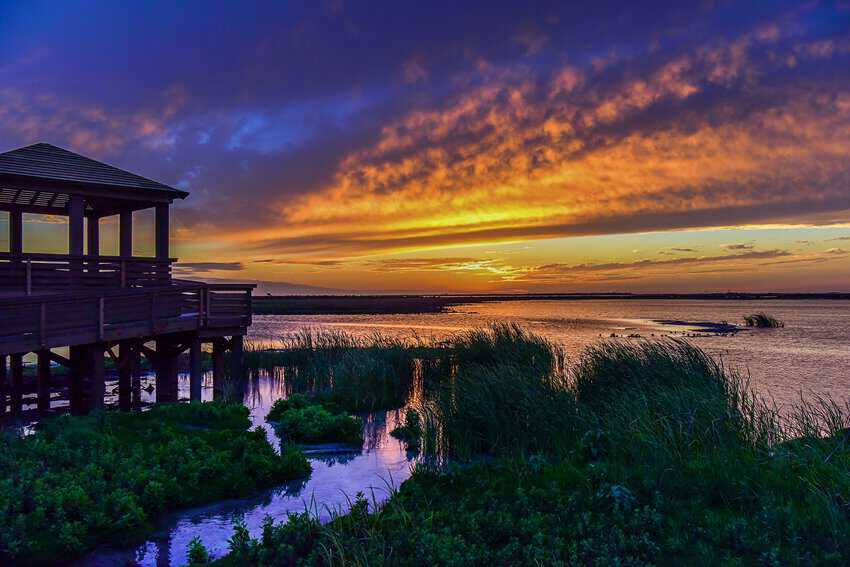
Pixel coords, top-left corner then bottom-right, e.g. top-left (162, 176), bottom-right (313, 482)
top-left (0, 143), bottom-right (188, 199)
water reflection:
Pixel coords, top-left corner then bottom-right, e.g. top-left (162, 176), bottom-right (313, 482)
top-left (76, 373), bottom-right (415, 567)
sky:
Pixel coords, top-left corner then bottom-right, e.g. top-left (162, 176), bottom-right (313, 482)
top-left (1, 0), bottom-right (850, 293)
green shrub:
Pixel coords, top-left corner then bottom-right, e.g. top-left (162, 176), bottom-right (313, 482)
top-left (187, 536), bottom-right (211, 564)
top-left (0, 402), bottom-right (310, 565)
top-left (267, 396), bottom-right (363, 446)
top-left (390, 408), bottom-right (422, 449)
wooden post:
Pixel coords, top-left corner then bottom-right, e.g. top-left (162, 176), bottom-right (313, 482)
top-left (212, 339), bottom-right (226, 400)
top-left (156, 338), bottom-right (179, 403)
top-left (189, 336), bottom-right (203, 402)
top-left (9, 208), bottom-right (22, 254)
top-left (87, 214), bottom-right (100, 256)
top-left (10, 353), bottom-right (23, 416)
top-left (69, 346), bottom-right (87, 415)
top-left (89, 345), bottom-right (105, 411)
top-left (69, 195), bottom-right (85, 286)
top-left (118, 342), bottom-right (137, 411)
top-left (155, 203), bottom-right (169, 260)
top-left (131, 341), bottom-right (142, 410)
top-left (119, 209), bottom-right (133, 257)
top-left (37, 350), bottom-right (51, 411)
top-left (230, 334), bottom-right (244, 383)
top-left (9, 209), bottom-right (23, 291)
top-left (0, 355), bottom-right (7, 416)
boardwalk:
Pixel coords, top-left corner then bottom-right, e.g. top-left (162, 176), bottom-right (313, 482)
top-left (0, 143), bottom-right (253, 416)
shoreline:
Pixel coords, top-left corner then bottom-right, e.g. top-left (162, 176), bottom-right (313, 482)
top-left (253, 292), bottom-right (850, 315)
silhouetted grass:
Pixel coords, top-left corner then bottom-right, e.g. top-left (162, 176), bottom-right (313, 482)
top-left (743, 312), bottom-right (785, 328)
top-left (225, 331), bottom-right (850, 565)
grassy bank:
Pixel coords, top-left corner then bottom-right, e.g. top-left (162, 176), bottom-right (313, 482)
top-left (0, 402), bottom-right (310, 565)
top-left (266, 394), bottom-right (363, 446)
top-left (220, 331), bottom-right (850, 565)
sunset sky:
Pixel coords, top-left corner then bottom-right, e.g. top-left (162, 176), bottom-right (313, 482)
top-left (1, 1), bottom-right (850, 293)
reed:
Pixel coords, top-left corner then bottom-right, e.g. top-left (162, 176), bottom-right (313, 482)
top-left (223, 331), bottom-right (850, 565)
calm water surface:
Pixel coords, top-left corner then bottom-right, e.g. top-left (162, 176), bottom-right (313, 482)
top-left (81, 299), bottom-right (850, 565)
top-left (253, 299), bottom-right (850, 407)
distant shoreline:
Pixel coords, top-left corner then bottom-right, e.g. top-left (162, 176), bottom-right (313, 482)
top-left (253, 292), bottom-right (850, 315)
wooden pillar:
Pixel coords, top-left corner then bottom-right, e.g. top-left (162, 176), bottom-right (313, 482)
top-left (130, 341), bottom-right (142, 410)
top-left (119, 209), bottom-right (133, 257)
top-left (88, 345), bottom-right (105, 411)
top-left (69, 346), bottom-right (88, 415)
top-left (212, 339), bottom-right (226, 400)
top-left (230, 334), bottom-right (244, 383)
top-left (156, 339), bottom-right (179, 403)
top-left (9, 353), bottom-right (23, 416)
top-left (9, 209), bottom-right (22, 254)
top-left (0, 355), bottom-right (7, 416)
top-left (189, 336), bottom-right (203, 402)
top-left (69, 196), bottom-right (85, 255)
top-left (118, 342), bottom-right (139, 412)
top-left (155, 203), bottom-right (169, 260)
top-left (37, 350), bottom-right (51, 411)
top-left (69, 195), bottom-right (85, 286)
top-left (86, 215), bottom-right (100, 256)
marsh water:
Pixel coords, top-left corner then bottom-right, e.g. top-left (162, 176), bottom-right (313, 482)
top-left (80, 299), bottom-right (850, 565)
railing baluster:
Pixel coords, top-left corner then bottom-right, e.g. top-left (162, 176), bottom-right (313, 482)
top-left (25, 260), bottom-right (32, 295)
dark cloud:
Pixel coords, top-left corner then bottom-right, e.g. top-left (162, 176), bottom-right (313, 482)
top-left (721, 243), bottom-right (754, 250)
top-left (0, 0), bottom-right (849, 258)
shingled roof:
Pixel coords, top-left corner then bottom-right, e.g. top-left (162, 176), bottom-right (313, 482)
top-left (0, 143), bottom-right (188, 198)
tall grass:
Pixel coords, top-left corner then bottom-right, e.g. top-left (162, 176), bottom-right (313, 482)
top-left (245, 330), bottom-right (421, 411)
top-left (225, 328), bottom-right (850, 565)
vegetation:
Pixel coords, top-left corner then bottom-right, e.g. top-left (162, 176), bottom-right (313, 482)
top-left (743, 312), bottom-right (785, 328)
top-left (223, 332), bottom-right (850, 566)
top-left (245, 331), bottom-right (421, 411)
top-left (0, 402), bottom-right (310, 565)
top-left (266, 394), bottom-right (363, 446)
top-left (389, 408), bottom-right (422, 450)
top-left (188, 535), bottom-right (212, 565)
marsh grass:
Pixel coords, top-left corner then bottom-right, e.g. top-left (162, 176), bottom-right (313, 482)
top-left (743, 312), bottom-right (785, 328)
top-left (245, 330), bottom-right (422, 411)
top-left (227, 329), bottom-right (850, 565)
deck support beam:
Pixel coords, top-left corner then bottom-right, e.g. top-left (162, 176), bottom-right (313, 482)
top-left (118, 341), bottom-right (139, 411)
top-left (189, 336), bottom-right (203, 402)
top-left (156, 338), bottom-right (179, 403)
top-left (37, 350), bottom-right (51, 411)
top-left (212, 339), bottom-right (226, 400)
top-left (230, 334), bottom-right (244, 385)
top-left (0, 355), bottom-right (6, 415)
top-left (69, 346), bottom-right (87, 415)
top-left (9, 353), bottom-right (23, 416)
top-left (88, 344), bottom-right (105, 411)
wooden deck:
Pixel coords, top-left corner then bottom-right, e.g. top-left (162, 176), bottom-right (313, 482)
top-left (0, 279), bottom-right (253, 356)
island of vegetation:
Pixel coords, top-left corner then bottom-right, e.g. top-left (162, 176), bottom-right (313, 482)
top-left (205, 324), bottom-right (850, 565)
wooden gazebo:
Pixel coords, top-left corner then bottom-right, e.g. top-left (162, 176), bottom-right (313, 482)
top-left (0, 143), bottom-right (253, 417)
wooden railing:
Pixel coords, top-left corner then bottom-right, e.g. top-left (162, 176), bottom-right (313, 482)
top-left (0, 252), bottom-right (173, 294)
top-left (0, 281), bottom-right (255, 355)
